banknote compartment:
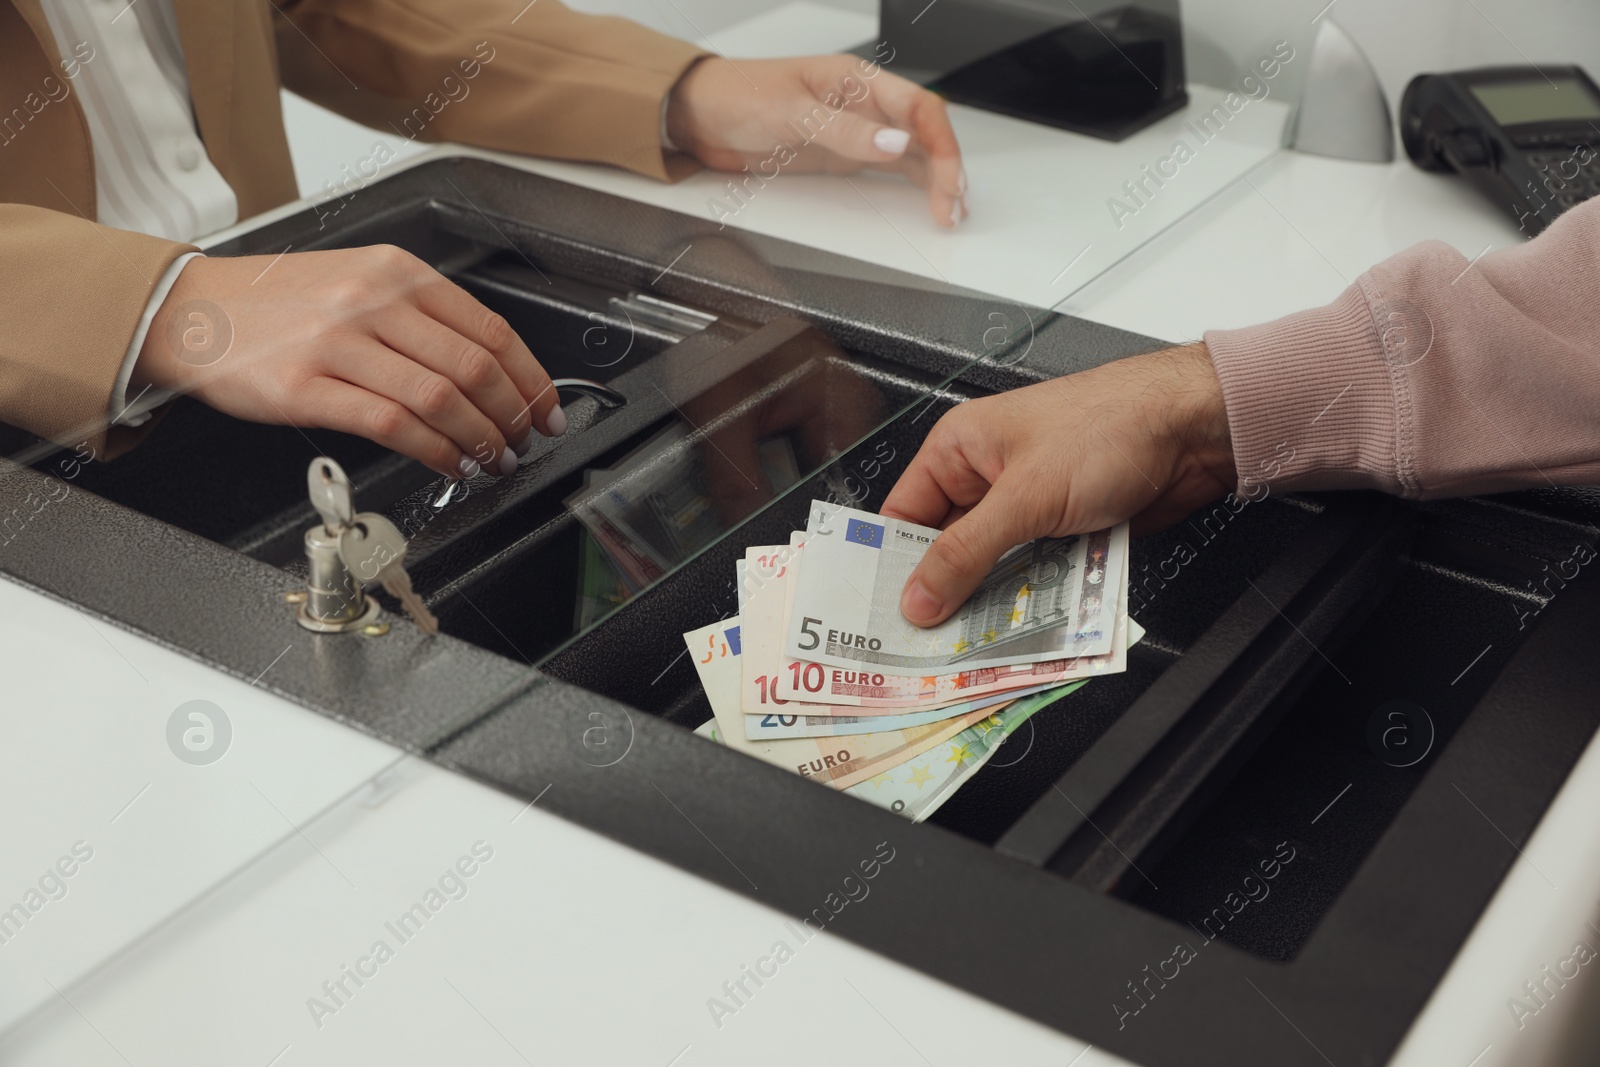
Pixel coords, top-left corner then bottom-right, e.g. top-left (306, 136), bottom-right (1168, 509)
top-left (426, 343), bottom-right (967, 669)
top-left (1035, 497), bottom-right (1595, 959)
top-left (449, 252), bottom-right (713, 384)
top-left (521, 412), bottom-right (1337, 820)
top-left (506, 408), bottom-right (1600, 976)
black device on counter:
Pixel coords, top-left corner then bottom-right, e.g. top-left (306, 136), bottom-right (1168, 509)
top-left (875, 0), bottom-right (1187, 140)
top-left (1401, 65), bottom-right (1600, 235)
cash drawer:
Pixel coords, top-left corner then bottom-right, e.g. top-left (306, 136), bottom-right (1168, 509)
top-left (4, 158), bottom-right (1598, 1067)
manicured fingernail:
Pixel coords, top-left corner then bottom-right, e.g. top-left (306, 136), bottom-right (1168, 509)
top-left (873, 127), bottom-right (911, 156)
top-left (512, 428), bottom-right (535, 457)
top-left (901, 579), bottom-right (943, 624)
top-left (545, 403), bottom-right (568, 437)
top-left (496, 446), bottom-right (518, 477)
top-left (958, 167), bottom-right (969, 194)
top-left (949, 197), bottom-right (966, 227)
top-left (456, 455), bottom-right (480, 478)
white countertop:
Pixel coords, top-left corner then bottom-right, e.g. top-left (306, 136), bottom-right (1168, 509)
top-left (6, 1), bottom-right (1600, 1064)
top-left (1, 731), bottom-right (1098, 1066)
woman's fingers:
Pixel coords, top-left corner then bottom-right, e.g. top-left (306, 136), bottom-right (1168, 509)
top-left (376, 307), bottom-right (531, 465)
top-left (138, 247), bottom-right (573, 477)
top-left (297, 376), bottom-right (471, 481)
top-left (860, 72), bottom-right (965, 226)
top-left (807, 108), bottom-right (914, 165)
top-left (869, 150), bottom-right (931, 189)
top-left (411, 272), bottom-right (566, 442)
top-left (664, 55), bottom-right (968, 228)
top-left (326, 337), bottom-right (514, 477)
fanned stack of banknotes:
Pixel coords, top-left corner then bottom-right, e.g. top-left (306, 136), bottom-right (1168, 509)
top-left (685, 500), bottom-right (1142, 822)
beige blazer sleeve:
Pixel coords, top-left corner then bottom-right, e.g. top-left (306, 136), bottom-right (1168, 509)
top-left (274, 0), bottom-right (710, 181)
top-left (0, 206), bottom-right (195, 461)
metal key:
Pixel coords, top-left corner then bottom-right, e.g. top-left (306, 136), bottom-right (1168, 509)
top-left (308, 458), bottom-right (355, 533)
top-left (337, 512), bottom-right (440, 635)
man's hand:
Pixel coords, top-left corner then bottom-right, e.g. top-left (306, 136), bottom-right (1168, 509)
top-left (880, 345), bottom-right (1238, 627)
top-left (665, 55), bottom-right (967, 228)
top-left (133, 246), bottom-right (566, 480)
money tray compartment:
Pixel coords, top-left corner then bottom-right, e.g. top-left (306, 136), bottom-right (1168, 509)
top-left (1040, 496), bottom-right (1597, 956)
top-left (521, 410), bottom-right (1339, 843)
top-left (422, 339), bottom-right (956, 667)
top-left (1112, 517), bottom-right (1582, 961)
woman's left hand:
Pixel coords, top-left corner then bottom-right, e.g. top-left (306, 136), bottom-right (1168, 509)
top-left (664, 54), bottom-right (967, 228)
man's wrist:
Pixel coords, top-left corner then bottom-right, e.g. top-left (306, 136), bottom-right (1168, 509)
top-left (1157, 342), bottom-right (1236, 483)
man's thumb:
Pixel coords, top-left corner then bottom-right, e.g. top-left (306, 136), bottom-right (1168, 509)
top-left (900, 496), bottom-right (1034, 627)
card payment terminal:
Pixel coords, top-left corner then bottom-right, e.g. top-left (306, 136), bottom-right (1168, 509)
top-left (1401, 65), bottom-right (1600, 235)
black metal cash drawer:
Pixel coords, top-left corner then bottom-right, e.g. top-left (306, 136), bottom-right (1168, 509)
top-left (5, 158), bottom-right (1598, 1067)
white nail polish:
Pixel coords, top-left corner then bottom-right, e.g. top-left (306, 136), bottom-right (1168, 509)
top-left (512, 429), bottom-right (535, 457)
top-left (958, 167), bottom-right (969, 195)
top-left (873, 127), bottom-right (911, 156)
top-left (497, 446), bottom-right (518, 477)
top-left (457, 455), bottom-right (480, 478)
top-left (546, 403), bottom-right (568, 437)
top-left (949, 200), bottom-right (963, 227)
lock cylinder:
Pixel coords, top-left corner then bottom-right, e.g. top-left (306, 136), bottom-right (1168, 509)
top-left (294, 455), bottom-right (384, 633)
top-left (297, 522), bottom-right (383, 632)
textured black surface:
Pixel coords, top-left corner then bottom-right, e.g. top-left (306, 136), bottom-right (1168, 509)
top-left (6, 157), bottom-right (1600, 1067)
top-left (1124, 560), bottom-right (1532, 962)
top-left (0, 456), bottom-right (536, 750)
top-left (1055, 500), bottom-right (1418, 895)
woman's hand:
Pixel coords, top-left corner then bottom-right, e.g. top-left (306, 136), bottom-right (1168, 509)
top-left (133, 245), bottom-right (566, 480)
top-left (881, 345), bottom-right (1239, 626)
top-left (665, 54), bottom-right (967, 228)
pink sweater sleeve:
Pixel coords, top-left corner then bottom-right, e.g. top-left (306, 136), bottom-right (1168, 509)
top-left (1203, 198), bottom-right (1600, 499)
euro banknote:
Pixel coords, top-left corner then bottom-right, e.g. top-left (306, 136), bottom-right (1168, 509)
top-left (694, 683), bottom-right (1084, 822)
top-left (743, 681), bottom-right (1077, 739)
top-left (775, 538), bottom-right (1139, 707)
top-left (740, 537), bottom-right (1011, 716)
top-left (782, 501), bottom-right (1128, 677)
top-left (861, 686), bottom-right (1081, 819)
top-left (685, 616), bottom-right (998, 789)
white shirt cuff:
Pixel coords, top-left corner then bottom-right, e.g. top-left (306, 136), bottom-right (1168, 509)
top-left (660, 93), bottom-right (679, 154)
top-left (110, 251), bottom-right (199, 427)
